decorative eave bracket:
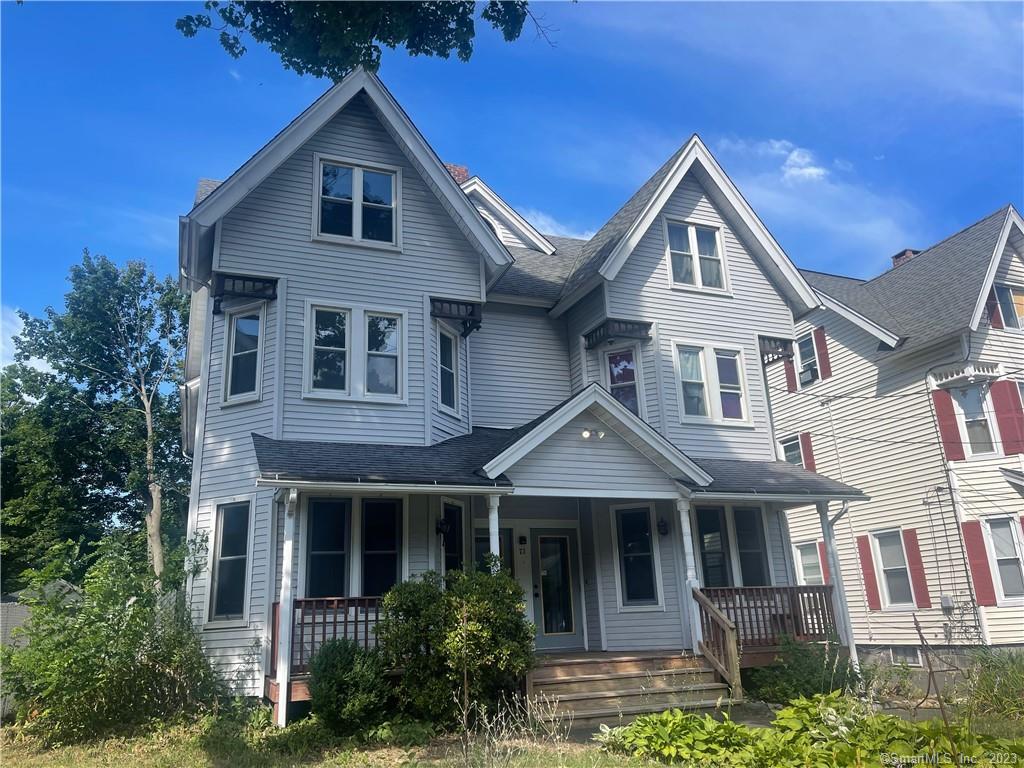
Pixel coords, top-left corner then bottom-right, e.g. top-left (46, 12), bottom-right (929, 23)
top-left (758, 335), bottom-right (794, 366)
top-left (212, 273), bottom-right (278, 314)
top-left (430, 297), bottom-right (483, 337)
top-left (584, 318), bottom-right (653, 350)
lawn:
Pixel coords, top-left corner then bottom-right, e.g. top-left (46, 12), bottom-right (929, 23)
top-left (0, 723), bottom-right (641, 768)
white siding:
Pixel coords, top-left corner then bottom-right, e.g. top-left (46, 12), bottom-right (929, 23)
top-left (565, 286), bottom-right (607, 393)
top-left (470, 303), bottom-right (570, 428)
top-left (430, 319), bottom-right (471, 443)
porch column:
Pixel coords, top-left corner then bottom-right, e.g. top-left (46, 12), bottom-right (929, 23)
top-left (487, 494), bottom-right (501, 569)
top-left (275, 488), bottom-right (298, 727)
top-left (676, 497), bottom-right (703, 648)
top-left (817, 501), bottom-right (860, 673)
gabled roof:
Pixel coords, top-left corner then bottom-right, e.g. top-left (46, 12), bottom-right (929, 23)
top-left (490, 236), bottom-right (585, 304)
top-left (549, 135), bottom-right (820, 316)
top-left (180, 67), bottom-right (512, 275)
top-left (461, 176), bottom-right (555, 255)
top-left (801, 204), bottom-right (1022, 356)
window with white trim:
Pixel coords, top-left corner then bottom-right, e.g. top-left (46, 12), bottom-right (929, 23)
top-left (210, 501), bottom-right (250, 621)
top-left (606, 348), bottom-right (640, 416)
top-left (781, 436), bottom-right (803, 466)
top-left (675, 343), bottom-right (749, 423)
top-left (614, 506), bottom-right (660, 606)
top-left (366, 313), bottom-right (401, 396)
top-left (665, 220), bottom-right (725, 290)
top-left (315, 157), bottom-right (397, 245)
top-left (994, 284), bottom-right (1024, 329)
top-left (890, 647), bottom-right (922, 667)
top-left (795, 542), bottom-right (824, 585)
top-left (311, 307), bottom-right (349, 393)
top-left (872, 530), bottom-right (914, 608)
top-left (986, 517), bottom-right (1024, 601)
top-left (225, 309), bottom-right (262, 401)
top-left (306, 498), bottom-right (350, 598)
top-left (796, 332), bottom-right (819, 386)
top-left (438, 327), bottom-right (459, 413)
top-left (733, 507), bottom-right (769, 586)
top-left (951, 385), bottom-right (995, 456)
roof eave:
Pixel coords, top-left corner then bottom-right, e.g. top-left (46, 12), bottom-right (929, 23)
top-left (815, 289), bottom-right (902, 348)
top-left (969, 206), bottom-right (1021, 331)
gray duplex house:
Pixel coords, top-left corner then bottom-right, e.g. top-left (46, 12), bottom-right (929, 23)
top-left (178, 69), bottom-right (864, 724)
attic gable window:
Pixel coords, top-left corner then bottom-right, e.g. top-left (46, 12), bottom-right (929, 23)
top-left (314, 154), bottom-right (399, 246)
top-left (994, 285), bottom-right (1024, 329)
top-left (665, 220), bottom-right (726, 291)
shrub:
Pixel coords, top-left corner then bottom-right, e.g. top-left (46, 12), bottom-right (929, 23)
top-left (743, 634), bottom-right (857, 703)
top-left (307, 638), bottom-right (389, 735)
top-left (957, 648), bottom-right (1024, 722)
top-left (376, 565), bottom-right (534, 723)
top-left (0, 536), bottom-right (222, 743)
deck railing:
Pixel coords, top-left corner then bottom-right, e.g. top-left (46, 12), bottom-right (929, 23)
top-left (701, 585), bottom-right (836, 647)
top-left (270, 596), bottom-right (382, 677)
top-left (691, 587), bottom-right (742, 699)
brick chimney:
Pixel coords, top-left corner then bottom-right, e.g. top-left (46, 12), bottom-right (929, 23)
top-left (891, 248), bottom-right (920, 268)
top-left (444, 163), bottom-right (470, 184)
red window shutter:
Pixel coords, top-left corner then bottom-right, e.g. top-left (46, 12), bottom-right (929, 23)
top-left (991, 379), bottom-right (1024, 456)
top-left (962, 521), bottom-right (997, 607)
top-left (986, 289), bottom-right (1004, 329)
top-left (817, 541), bottom-right (830, 585)
top-left (813, 327), bottom-right (832, 379)
top-left (901, 528), bottom-right (932, 609)
top-left (931, 389), bottom-right (965, 461)
top-left (856, 535), bottom-right (882, 611)
top-left (799, 432), bottom-right (816, 471)
top-left (784, 358), bottom-right (797, 392)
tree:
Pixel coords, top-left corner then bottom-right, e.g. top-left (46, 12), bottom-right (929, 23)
top-left (17, 251), bottom-right (190, 582)
top-left (176, 1), bottom-right (532, 81)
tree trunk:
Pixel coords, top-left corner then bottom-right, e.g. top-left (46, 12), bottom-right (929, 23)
top-left (143, 397), bottom-right (164, 583)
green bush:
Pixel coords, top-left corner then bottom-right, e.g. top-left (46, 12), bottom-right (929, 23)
top-left (958, 648), bottom-right (1024, 722)
top-left (743, 634), bottom-right (857, 703)
top-left (0, 537), bottom-right (222, 743)
top-left (376, 565), bottom-right (534, 723)
top-left (596, 692), bottom-right (1024, 766)
top-left (307, 638), bottom-right (389, 735)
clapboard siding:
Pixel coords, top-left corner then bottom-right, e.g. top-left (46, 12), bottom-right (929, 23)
top-left (469, 302), bottom-right (571, 428)
top-left (431, 319), bottom-right (471, 442)
top-left (605, 174), bottom-right (791, 460)
top-left (474, 204), bottom-right (530, 249)
top-left (565, 286), bottom-right (607, 393)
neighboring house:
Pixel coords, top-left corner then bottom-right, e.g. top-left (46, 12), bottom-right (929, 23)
top-left (768, 206), bottom-right (1024, 669)
top-left (178, 69), bottom-right (866, 725)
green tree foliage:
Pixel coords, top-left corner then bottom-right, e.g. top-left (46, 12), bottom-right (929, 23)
top-left (15, 250), bottom-right (190, 582)
top-left (176, 1), bottom-right (531, 81)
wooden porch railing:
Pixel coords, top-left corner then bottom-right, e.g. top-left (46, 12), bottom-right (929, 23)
top-left (692, 587), bottom-right (742, 699)
top-left (701, 585), bottom-right (837, 647)
top-left (270, 597), bottom-right (382, 677)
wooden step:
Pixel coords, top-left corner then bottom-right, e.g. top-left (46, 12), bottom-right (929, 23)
top-left (549, 682), bottom-right (729, 715)
top-left (560, 699), bottom-right (731, 730)
top-left (532, 652), bottom-right (704, 680)
top-left (532, 667), bottom-right (718, 695)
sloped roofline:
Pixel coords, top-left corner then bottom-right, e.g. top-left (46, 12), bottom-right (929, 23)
top-left (968, 205), bottom-right (1023, 331)
top-left (182, 67), bottom-right (512, 270)
top-left (481, 382), bottom-right (714, 486)
top-left (814, 289), bottom-right (903, 348)
top-left (461, 176), bottom-right (556, 255)
top-left (588, 135), bottom-right (819, 313)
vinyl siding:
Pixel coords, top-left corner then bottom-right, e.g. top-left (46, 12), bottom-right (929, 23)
top-left (430, 319), bottom-right (471, 442)
top-left (469, 302), bottom-right (570, 428)
top-left (473, 204), bottom-right (530, 249)
top-left (565, 286), bottom-right (607, 393)
top-left (605, 174), bottom-right (792, 459)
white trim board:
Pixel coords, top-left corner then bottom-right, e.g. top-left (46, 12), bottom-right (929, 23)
top-left (970, 206), bottom-right (1022, 331)
top-left (461, 176), bottom-right (555, 255)
top-left (815, 289), bottom-right (902, 348)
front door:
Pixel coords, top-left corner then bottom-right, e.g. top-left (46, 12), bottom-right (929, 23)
top-left (530, 528), bottom-right (584, 651)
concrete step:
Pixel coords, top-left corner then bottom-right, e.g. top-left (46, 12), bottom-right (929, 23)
top-left (532, 666), bottom-right (719, 696)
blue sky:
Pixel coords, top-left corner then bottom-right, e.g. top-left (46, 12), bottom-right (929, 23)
top-left (2, 2), bottom-right (1022, 360)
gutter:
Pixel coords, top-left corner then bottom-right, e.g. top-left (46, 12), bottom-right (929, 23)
top-left (255, 477), bottom-right (515, 495)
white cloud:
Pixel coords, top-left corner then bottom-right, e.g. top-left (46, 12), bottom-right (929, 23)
top-left (229, 69), bottom-right (242, 82)
top-left (518, 207), bottom-right (596, 241)
top-left (1, 305), bottom-right (53, 373)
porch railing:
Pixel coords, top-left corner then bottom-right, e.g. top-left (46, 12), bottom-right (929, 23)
top-left (691, 587), bottom-right (742, 699)
top-left (701, 585), bottom-right (837, 647)
top-left (270, 597), bottom-right (382, 677)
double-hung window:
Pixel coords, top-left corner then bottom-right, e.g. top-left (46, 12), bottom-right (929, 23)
top-left (366, 313), bottom-right (401, 396)
top-left (796, 332), bottom-right (819, 386)
top-left (986, 518), bottom-right (1024, 601)
top-left (872, 530), bottom-right (914, 607)
top-left (994, 284), bottom-right (1024, 329)
top-left (361, 499), bottom-right (402, 597)
top-left (438, 327), bottom-right (459, 413)
top-left (781, 436), bottom-right (803, 465)
top-left (795, 542), bottom-right (824, 585)
top-left (210, 501), bottom-right (250, 621)
top-left (675, 343), bottom-right (749, 423)
top-left (306, 499), bottom-right (350, 598)
top-left (225, 309), bottom-right (262, 402)
top-left (733, 507), bottom-right (769, 586)
top-left (665, 221), bottom-right (725, 290)
top-left (305, 305), bottom-right (404, 401)
top-left (614, 506), bottom-right (659, 606)
top-left (606, 348), bottom-right (640, 416)
top-left (311, 307), bottom-right (349, 393)
top-left (315, 156), bottom-right (398, 245)
top-left (951, 385), bottom-right (995, 456)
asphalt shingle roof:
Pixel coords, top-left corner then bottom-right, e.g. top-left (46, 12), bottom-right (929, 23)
top-left (684, 457), bottom-right (866, 499)
top-left (492, 236), bottom-right (586, 303)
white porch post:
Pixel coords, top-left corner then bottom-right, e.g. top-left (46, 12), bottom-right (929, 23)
top-left (487, 494), bottom-right (501, 569)
top-left (816, 501), bottom-right (860, 673)
top-left (275, 488), bottom-right (298, 727)
top-left (676, 496), bottom-right (703, 649)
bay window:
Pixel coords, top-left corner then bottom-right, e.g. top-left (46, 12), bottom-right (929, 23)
top-left (315, 155), bottom-right (398, 246)
top-left (665, 220), bottom-right (726, 291)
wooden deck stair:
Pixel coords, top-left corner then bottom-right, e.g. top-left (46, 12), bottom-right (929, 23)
top-left (527, 652), bottom-right (731, 726)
